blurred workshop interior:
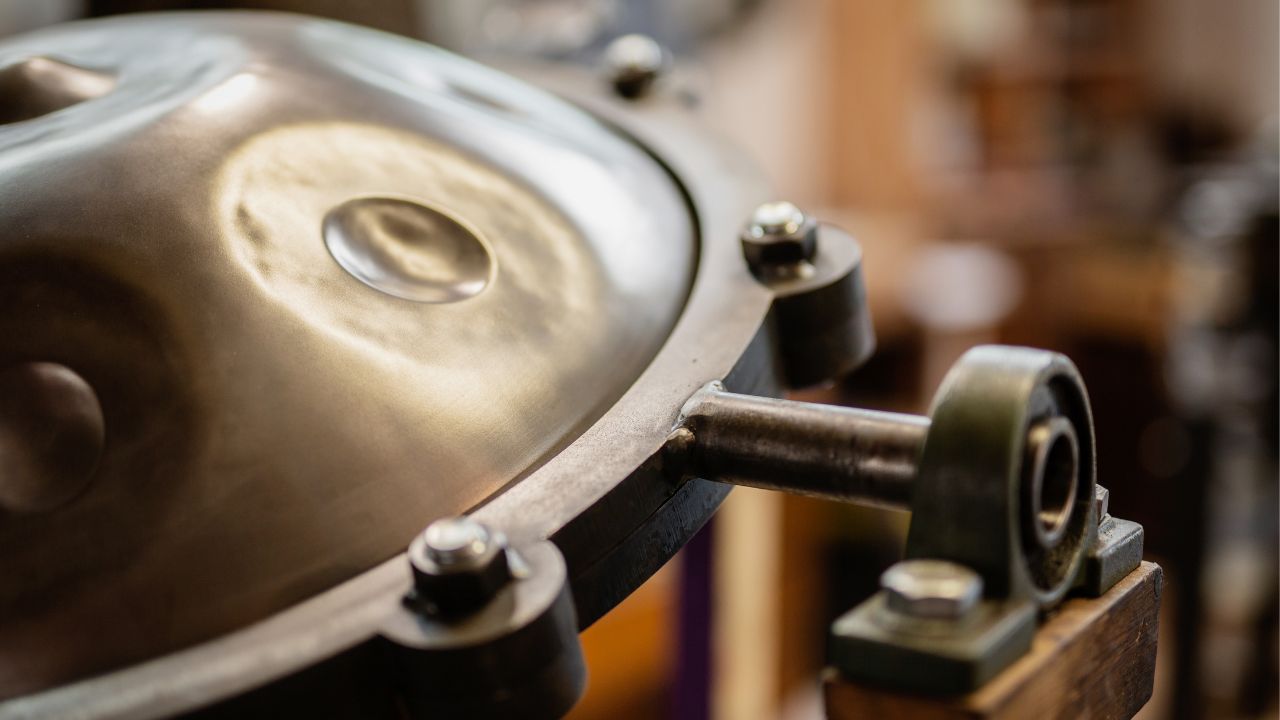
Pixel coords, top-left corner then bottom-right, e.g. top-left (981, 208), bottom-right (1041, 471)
top-left (2, 1), bottom-right (1275, 719)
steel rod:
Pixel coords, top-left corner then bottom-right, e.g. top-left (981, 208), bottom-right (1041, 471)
top-left (679, 385), bottom-right (929, 511)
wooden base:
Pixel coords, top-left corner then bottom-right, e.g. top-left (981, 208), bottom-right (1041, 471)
top-left (824, 561), bottom-right (1163, 720)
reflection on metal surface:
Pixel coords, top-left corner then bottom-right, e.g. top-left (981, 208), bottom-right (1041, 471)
top-left (190, 71), bottom-right (258, 114)
top-left (323, 196), bottom-right (493, 303)
top-left (0, 12), bottom-right (692, 699)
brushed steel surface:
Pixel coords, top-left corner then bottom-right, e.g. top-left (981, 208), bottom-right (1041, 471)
top-left (0, 12), bottom-right (693, 699)
top-left (0, 48), bottom-right (773, 720)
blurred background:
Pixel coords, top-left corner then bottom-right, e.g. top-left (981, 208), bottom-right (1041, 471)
top-left (2, 1), bottom-right (1275, 719)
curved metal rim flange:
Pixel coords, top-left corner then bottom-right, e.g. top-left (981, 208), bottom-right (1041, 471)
top-left (0, 62), bottom-right (778, 719)
top-left (906, 345), bottom-right (1097, 607)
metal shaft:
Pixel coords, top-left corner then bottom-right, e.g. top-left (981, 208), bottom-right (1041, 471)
top-left (679, 384), bottom-right (929, 511)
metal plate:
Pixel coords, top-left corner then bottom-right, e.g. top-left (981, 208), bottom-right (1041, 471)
top-left (0, 13), bottom-right (695, 700)
top-left (0, 34), bottom-right (779, 717)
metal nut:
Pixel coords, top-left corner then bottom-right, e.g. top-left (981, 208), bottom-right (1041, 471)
top-left (740, 200), bottom-right (818, 275)
top-left (1094, 484), bottom-right (1110, 523)
top-left (881, 559), bottom-right (983, 620)
top-left (604, 34), bottom-right (665, 99)
top-left (423, 516), bottom-right (493, 568)
top-left (408, 516), bottom-right (512, 618)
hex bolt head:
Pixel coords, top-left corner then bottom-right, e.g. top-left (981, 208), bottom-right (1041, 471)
top-left (604, 34), bottom-right (666, 99)
top-left (423, 516), bottom-right (492, 568)
top-left (1094, 484), bottom-right (1110, 524)
top-left (407, 516), bottom-right (512, 619)
top-left (881, 559), bottom-right (984, 620)
top-left (740, 200), bottom-right (819, 276)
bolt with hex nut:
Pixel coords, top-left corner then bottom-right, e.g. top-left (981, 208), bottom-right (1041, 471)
top-left (406, 516), bottom-right (512, 619)
top-left (604, 34), bottom-right (666, 99)
top-left (740, 200), bottom-right (819, 277)
top-left (880, 558), bottom-right (984, 620)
